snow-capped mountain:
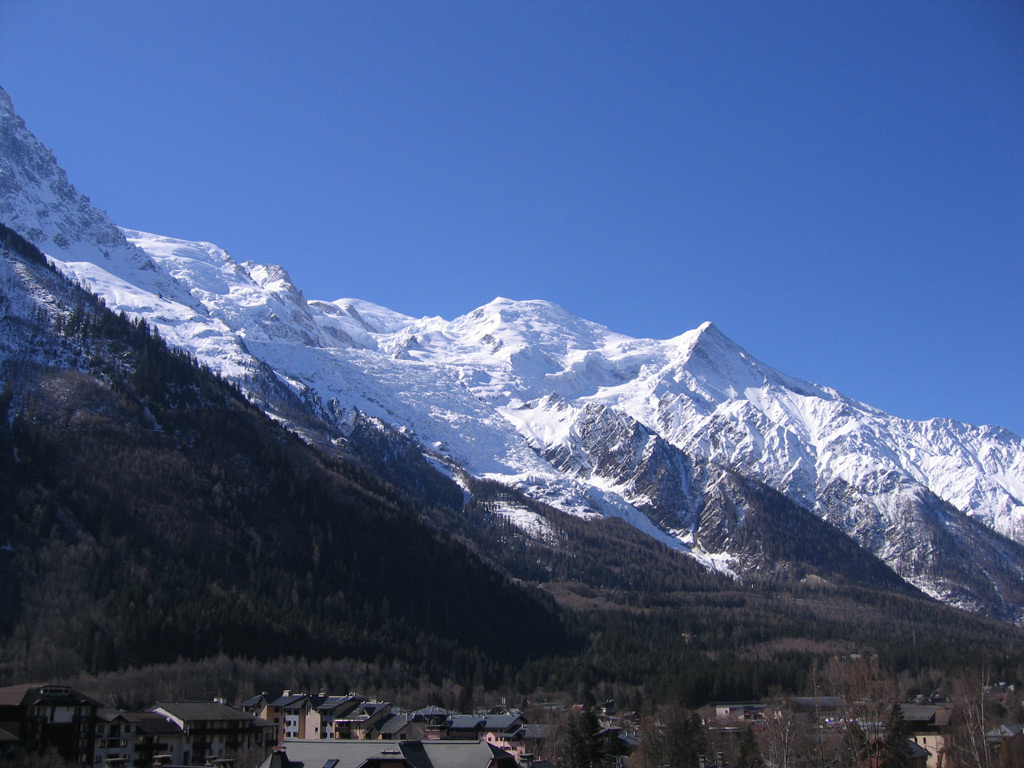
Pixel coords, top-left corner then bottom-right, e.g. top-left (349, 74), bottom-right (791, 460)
top-left (4, 85), bottom-right (1024, 619)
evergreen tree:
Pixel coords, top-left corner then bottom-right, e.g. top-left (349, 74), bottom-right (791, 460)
top-left (881, 704), bottom-right (911, 768)
top-left (736, 727), bottom-right (764, 768)
top-left (563, 709), bottom-right (603, 768)
top-left (664, 708), bottom-right (706, 768)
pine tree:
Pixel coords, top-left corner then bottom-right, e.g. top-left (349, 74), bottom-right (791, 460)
top-left (563, 709), bottom-right (601, 768)
top-left (736, 727), bottom-right (764, 768)
top-left (881, 704), bottom-right (910, 768)
top-left (664, 708), bottom-right (705, 768)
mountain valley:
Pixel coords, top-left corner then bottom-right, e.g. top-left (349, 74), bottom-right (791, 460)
top-left (3, 84), bottom-right (1024, 700)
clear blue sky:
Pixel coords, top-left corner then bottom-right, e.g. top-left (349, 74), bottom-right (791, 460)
top-left (2, 0), bottom-right (1022, 435)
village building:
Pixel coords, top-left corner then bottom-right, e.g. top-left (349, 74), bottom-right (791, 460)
top-left (149, 701), bottom-right (276, 766)
top-left (377, 713), bottom-right (429, 742)
top-left (0, 726), bottom-right (21, 759)
top-left (860, 737), bottom-right (930, 768)
top-left (784, 696), bottom-right (846, 723)
top-left (901, 704), bottom-right (954, 768)
top-left (315, 696), bottom-right (371, 740)
top-left (714, 703), bottom-right (767, 721)
top-left (0, 684), bottom-right (100, 764)
top-left (93, 708), bottom-right (138, 768)
top-left (259, 739), bottom-right (517, 768)
top-left (131, 711), bottom-right (188, 767)
top-left (329, 701), bottom-right (393, 740)
top-left (260, 693), bottom-right (315, 743)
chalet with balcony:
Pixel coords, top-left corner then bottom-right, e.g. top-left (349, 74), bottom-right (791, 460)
top-left (149, 701), bottom-right (275, 765)
top-left (93, 708), bottom-right (138, 768)
top-left (0, 684), bottom-right (100, 764)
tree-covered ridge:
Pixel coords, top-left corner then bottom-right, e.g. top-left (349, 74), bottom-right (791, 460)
top-left (0, 221), bottom-right (49, 267)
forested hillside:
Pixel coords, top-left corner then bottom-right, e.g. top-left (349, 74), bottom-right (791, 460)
top-left (0, 228), bottom-right (570, 684)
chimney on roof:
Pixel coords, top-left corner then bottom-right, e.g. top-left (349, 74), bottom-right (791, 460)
top-left (283, 690), bottom-right (291, 696)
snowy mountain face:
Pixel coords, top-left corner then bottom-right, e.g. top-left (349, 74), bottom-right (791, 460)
top-left (4, 85), bottom-right (1024, 620)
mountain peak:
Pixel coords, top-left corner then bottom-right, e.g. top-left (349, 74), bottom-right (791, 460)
top-left (696, 320), bottom-right (719, 334)
top-left (688, 320), bottom-right (738, 351)
top-left (479, 296), bottom-right (571, 317)
top-left (670, 319), bottom-right (745, 361)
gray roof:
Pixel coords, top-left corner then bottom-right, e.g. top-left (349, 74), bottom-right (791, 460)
top-left (482, 715), bottom-right (523, 733)
top-left (317, 696), bottom-right (364, 714)
top-left (987, 723), bottom-right (1024, 740)
top-left (900, 705), bottom-right (953, 727)
top-left (448, 716), bottom-right (485, 731)
top-left (151, 702), bottom-right (256, 723)
top-left (0, 683), bottom-right (41, 707)
top-left (270, 695), bottom-right (310, 709)
top-left (337, 702), bottom-right (390, 723)
top-left (618, 734), bottom-right (640, 749)
top-left (0, 684), bottom-right (100, 709)
top-left (261, 739), bottom-right (514, 768)
top-left (414, 706), bottom-right (454, 719)
top-left (903, 740), bottom-right (930, 759)
top-left (380, 714), bottom-right (415, 736)
top-left (131, 712), bottom-right (186, 737)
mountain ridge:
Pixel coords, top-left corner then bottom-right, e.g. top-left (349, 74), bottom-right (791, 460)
top-left (3, 84), bottom-right (1024, 621)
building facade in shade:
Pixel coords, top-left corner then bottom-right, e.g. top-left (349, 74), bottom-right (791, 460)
top-left (259, 739), bottom-right (518, 768)
top-left (149, 702), bottom-right (276, 766)
top-left (0, 684), bottom-right (100, 764)
top-left (131, 711), bottom-right (188, 767)
top-left (93, 709), bottom-right (138, 768)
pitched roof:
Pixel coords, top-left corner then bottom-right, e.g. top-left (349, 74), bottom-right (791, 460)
top-left (336, 702), bottom-right (390, 723)
top-left (900, 705), bottom-right (953, 728)
top-left (270, 695), bottom-right (310, 709)
top-left (379, 714), bottom-right (415, 736)
top-left (903, 740), bottom-right (930, 759)
top-left (130, 712), bottom-right (185, 737)
top-left (263, 739), bottom-right (515, 768)
top-left (413, 706), bottom-right (453, 719)
top-left (481, 715), bottom-right (522, 733)
top-left (0, 684), bottom-right (40, 707)
top-left (448, 716), bottom-right (484, 731)
top-left (0, 684), bottom-right (100, 709)
top-left (987, 723), bottom-right (1024, 741)
top-left (316, 696), bottom-right (363, 715)
top-left (151, 702), bottom-right (255, 723)
top-left (97, 708), bottom-right (141, 724)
